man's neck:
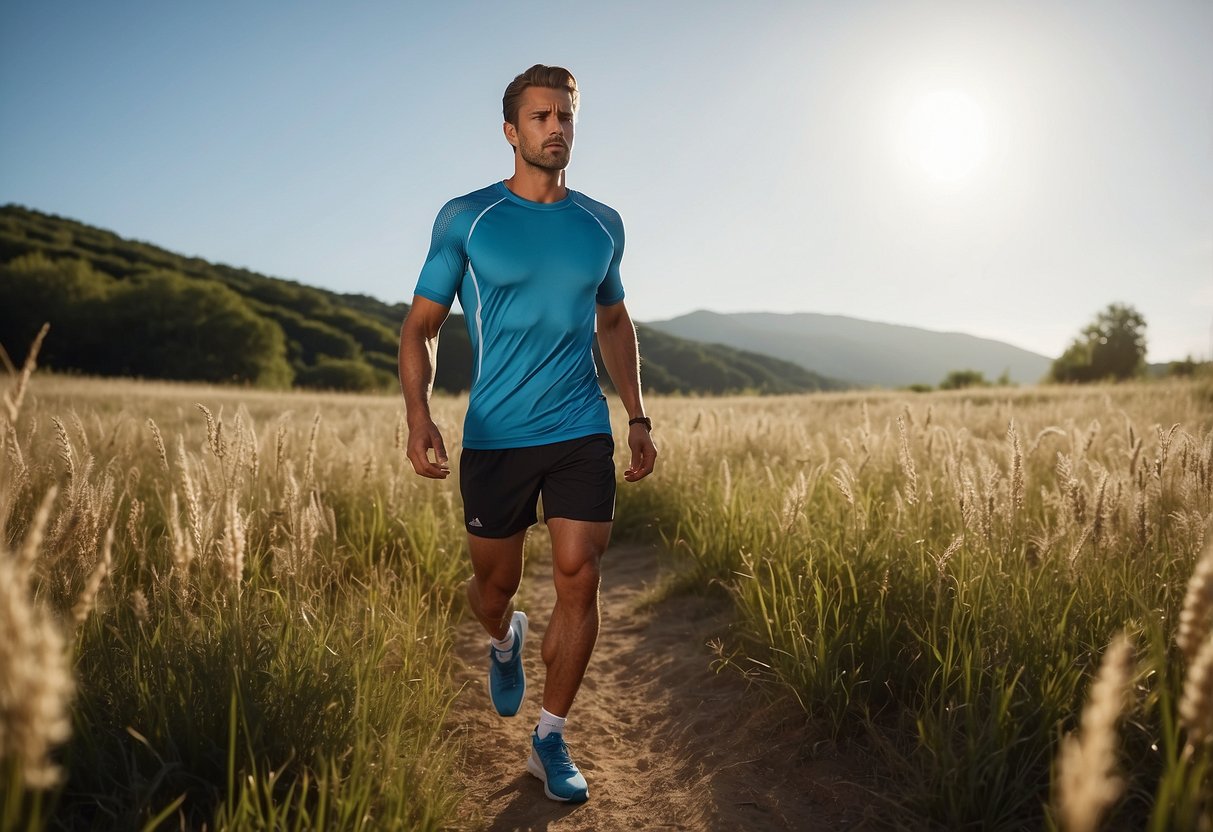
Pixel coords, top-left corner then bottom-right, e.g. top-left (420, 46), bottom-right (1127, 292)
top-left (504, 164), bottom-right (567, 203)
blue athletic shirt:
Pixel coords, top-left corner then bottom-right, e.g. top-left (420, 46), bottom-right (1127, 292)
top-left (413, 181), bottom-right (626, 450)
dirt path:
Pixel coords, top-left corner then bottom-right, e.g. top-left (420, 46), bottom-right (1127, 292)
top-left (446, 541), bottom-right (877, 831)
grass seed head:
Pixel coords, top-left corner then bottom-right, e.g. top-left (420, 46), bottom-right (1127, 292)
top-left (52, 417), bottom-right (75, 486)
top-left (196, 403), bottom-right (222, 460)
top-left (1054, 632), bottom-right (1135, 832)
top-left (1179, 629), bottom-right (1213, 747)
top-left (897, 414), bottom-right (919, 506)
top-left (275, 421), bottom-right (288, 475)
top-left (1028, 426), bottom-right (1066, 457)
top-left (831, 459), bottom-right (855, 508)
top-left (1090, 471), bottom-right (1109, 551)
top-left (1177, 533), bottom-right (1213, 664)
top-left (304, 412), bottom-right (321, 485)
top-left (221, 491), bottom-right (246, 592)
top-left (934, 534), bottom-right (963, 581)
top-left (245, 414), bottom-right (260, 480)
top-left (73, 525), bottom-right (114, 626)
top-left (176, 436), bottom-right (204, 556)
top-left (146, 418), bottom-right (168, 473)
top-left (17, 486), bottom-right (58, 583)
top-left (1008, 419), bottom-right (1024, 517)
top-left (780, 471), bottom-right (808, 532)
top-left (129, 589), bottom-right (149, 623)
top-left (0, 553), bottom-right (75, 789)
top-left (168, 490), bottom-right (195, 580)
top-left (1, 322), bottom-right (48, 424)
top-left (1155, 423), bottom-right (1180, 480)
top-left (1081, 419), bottom-right (1101, 456)
top-left (4, 418), bottom-right (27, 478)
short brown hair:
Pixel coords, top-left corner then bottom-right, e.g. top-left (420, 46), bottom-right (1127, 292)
top-left (502, 64), bottom-right (579, 126)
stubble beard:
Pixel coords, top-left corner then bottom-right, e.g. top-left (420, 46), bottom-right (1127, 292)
top-left (518, 134), bottom-right (570, 171)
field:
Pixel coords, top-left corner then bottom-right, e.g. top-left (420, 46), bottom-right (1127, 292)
top-left (2, 366), bottom-right (1212, 830)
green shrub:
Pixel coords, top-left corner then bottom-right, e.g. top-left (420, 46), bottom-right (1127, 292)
top-left (295, 357), bottom-right (383, 391)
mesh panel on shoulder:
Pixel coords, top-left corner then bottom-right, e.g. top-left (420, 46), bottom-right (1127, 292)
top-left (570, 194), bottom-right (620, 249)
top-left (430, 194), bottom-right (491, 249)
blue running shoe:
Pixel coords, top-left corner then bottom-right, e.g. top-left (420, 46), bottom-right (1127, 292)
top-left (488, 610), bottom-right (527, 716)
top-left (527, 729), bottom-right (589, 803)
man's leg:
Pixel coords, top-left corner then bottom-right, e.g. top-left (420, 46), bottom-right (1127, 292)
top-left (541, 517), bottom-right (611, 716)
top-left (526, 517), bottom-right (607, 803)
top-left (467, 529), bottom-right (530, 717)
top-left (465, 530), bottom-right (526, 640)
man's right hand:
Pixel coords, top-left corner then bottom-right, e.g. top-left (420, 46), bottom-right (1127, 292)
top-left (406, 419), bottom-right (450, 478)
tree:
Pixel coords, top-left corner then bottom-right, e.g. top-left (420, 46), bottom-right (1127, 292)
top-left (105, 271), bottom-right (294, 387)
top-left (295, 357), bottom-right (384, 391)
top-left (939, 369), bottom-right (987, 390)
top-left (1051, 303), bottom-right (1147, 383)
top-left (0, 253), bottom-right (114, 370)
top-left (1166, 356), bottom-right (1204, 378)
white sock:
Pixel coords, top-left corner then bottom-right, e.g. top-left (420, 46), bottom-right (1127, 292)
top-left (490, 628), bottom-right (515, 660)
top-left (536, 708), bottom-right (567, 739)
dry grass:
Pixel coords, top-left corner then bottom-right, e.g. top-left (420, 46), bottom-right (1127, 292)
top-left (617, 381), bottom-right (1213, 828)
top-left (4, 365), bottom-right (1211, 829)
top-left (2, 371), bottom-right (472, 830)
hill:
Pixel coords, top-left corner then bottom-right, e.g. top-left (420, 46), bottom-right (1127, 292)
top-left (625, 325), bottom-right (842, 394)
top-left (646, 310), bottom-right (1053, 388)
top-left (0, 206), bottom-right (841, 394)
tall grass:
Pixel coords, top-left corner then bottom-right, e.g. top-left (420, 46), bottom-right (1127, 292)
top-left (618, 383), bottom-right (1213, 829)
top-left (2, 369), bottom-right (472, 830)
top-left (6, 362), bottom-right (1212, 829)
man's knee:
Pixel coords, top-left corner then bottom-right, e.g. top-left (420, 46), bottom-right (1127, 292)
top-left (554, 556), bottom-right (601, 604)
top-left (469, 572), bottom-right (519, 617)
top-left (481, 568), bottom-right (522, 597)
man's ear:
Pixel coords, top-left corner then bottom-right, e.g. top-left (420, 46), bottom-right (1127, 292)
top-left (503, 120), bottom-right (518, 149)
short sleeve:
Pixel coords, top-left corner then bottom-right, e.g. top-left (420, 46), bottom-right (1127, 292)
top-left (413, 200), bottom-right (468, 307)
top-left (595, 210), bottom-right (626, 306)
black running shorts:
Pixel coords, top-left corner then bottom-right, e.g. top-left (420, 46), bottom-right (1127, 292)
top-left (459, 434), bottom-right (615, 538)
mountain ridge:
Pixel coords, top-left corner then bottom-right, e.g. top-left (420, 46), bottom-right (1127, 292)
top-left (646, 309), bottom-right (1053, 387)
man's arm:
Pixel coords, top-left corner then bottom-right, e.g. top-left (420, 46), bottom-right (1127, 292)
top-left (596, 300), bottom-right (657, 482)
top-left (399, 295), bottom-right (453, 479)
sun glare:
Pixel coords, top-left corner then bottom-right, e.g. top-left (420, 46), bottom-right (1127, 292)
top-left (903, 90), bottom-right (988, 184)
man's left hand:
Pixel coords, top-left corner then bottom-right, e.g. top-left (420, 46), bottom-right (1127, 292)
top-left (623, 423), bottom-right (657, 482)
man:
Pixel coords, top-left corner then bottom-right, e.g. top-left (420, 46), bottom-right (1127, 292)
top-left (398, 64), bottom-right (656, 804)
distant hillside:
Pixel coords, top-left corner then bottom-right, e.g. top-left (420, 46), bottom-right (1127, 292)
top-left (627, 325), bottom-right (843, 394)
top-left (0, 206), bottom-right (838, 395)
top-left (646, 310), bottom-right (1053, 388)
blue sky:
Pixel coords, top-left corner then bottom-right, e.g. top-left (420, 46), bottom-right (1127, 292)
top-left (2, 0), bottom-right (1211, 362)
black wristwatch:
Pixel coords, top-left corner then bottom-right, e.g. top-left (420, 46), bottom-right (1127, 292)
top-left (628, 416), bottom-right (652, 431)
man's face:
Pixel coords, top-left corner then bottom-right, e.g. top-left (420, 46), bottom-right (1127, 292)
top-left (507, 86), bottom-right (575, 171)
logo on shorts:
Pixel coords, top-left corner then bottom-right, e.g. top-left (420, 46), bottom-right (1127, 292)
top-left (469, 517), bottom-right (483, 528)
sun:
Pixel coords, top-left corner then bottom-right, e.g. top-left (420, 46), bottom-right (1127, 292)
top-left (902, 90), bottom-right (989, 184)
